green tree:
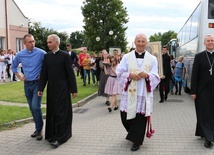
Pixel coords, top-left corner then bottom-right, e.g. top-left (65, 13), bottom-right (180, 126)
top-left (81, 0), bottom-right (129, 52)
top-left (68, 31), bottom-right (85, 49)
top-left (29, 21), bottom-right (68, 51)
top-left (57, 32), bottom-right (69, 51)
top-left (149, 32), bottom-right (162, 42)
top-left (149, 30), bottom-right (177, 46)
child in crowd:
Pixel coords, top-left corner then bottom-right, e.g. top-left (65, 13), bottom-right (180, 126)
top-left (104, 56), bottom-right (122, 112)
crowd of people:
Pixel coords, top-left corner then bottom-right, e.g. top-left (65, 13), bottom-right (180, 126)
top-left (2, 33), bottom-right (214, 151)
top-left (158, 46), bottom-right (186, 103)
top-left (0, 49), bottom-right (18, 82)
top-left (73, 47), bottom-right (125, 87)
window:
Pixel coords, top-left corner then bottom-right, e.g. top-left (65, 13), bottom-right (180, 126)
top-left (16, 38), bottom-right (23, 52)
top-left (208, 0), bottom-right (214, 19)
top-left (191, 5), bottom-right (200, 40)
top-left (185, 17), bottom-right (192, 42)
top-left (0, 37), bottom-right (5, 50)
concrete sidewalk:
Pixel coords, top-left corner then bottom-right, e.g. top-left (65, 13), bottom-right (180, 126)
top-left (0, 90), bottom-right (214, 155)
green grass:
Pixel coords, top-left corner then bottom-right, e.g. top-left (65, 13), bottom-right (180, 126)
top-left (0, 76), bottom-right (98, 104)
top-left (0, 105), bottom-right (46, 124)
top-left (0, 75), bottom-right (98, 130)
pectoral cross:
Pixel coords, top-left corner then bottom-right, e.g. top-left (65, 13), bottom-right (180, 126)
top-left (209, 68), bottom-right (212, 75)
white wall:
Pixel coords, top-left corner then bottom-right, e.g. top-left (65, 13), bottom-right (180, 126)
top-left (8, 0), bottom-right (29, 27)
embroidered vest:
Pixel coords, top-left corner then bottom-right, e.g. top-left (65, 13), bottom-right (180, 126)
top-left (127, 51), bottom-right (152, 119)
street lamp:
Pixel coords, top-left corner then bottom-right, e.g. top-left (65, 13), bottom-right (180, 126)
top-left (96, 30), bottom-right (114, 49)
top-left (96, 37), bottom-right (100, 42)
top-left (109, 30), bottom-right (113, 35)
top-left (95, 19), bottom-right (115, 49)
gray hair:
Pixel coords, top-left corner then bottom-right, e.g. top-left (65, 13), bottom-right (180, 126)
top-left (204, 34), bottom-right (214, 40)
top-left (48, 34), bottom-right (60, 44)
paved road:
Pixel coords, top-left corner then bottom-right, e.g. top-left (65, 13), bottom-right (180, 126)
top-left (0, 90), bottom-right (214, 155)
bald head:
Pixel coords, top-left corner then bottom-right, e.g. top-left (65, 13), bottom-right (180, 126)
top-left (135, 33), bottom-right (148, 41)
top-left (134, 33), bottom-right (148, 53)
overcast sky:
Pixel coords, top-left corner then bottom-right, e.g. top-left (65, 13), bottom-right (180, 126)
top-left (14, 0), bottom-right (201, 47)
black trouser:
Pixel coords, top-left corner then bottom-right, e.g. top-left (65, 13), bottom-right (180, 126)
top-left (76, 65), bottom-right (80, 76)
top-left (96, 69), bottom-right (101, 82)
top-left (159, 79), bottom-right (170, 100)
top-left (80, 66), bottom-right (84, 79)
top-left (6, 64), bottom-right (16, 80)
top-left (120, 111), bottom-right (147, 145)
top-left (6, 64), bottom-right (11, 78)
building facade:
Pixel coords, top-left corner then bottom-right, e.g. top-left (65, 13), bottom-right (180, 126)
top-left (0, 0), bottom-right (28, 52)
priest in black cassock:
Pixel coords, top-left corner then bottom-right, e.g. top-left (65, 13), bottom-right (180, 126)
top-left (38, 34), bottom-right (77, 148)
top-left (159, 46), bottom-right (171, 103)
top-left (191, 34), bottom-right (214, 148)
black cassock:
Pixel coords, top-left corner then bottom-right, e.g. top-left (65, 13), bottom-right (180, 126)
top-left (38, 50), bottom-right (77, 144)
top-left (191, 51), bottom-right (214, 141)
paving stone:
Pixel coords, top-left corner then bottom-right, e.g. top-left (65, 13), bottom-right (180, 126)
top-left (0, 90), bottom-right (214, 154)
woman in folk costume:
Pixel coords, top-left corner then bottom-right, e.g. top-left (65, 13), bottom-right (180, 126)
top-left (116, 33), bottom-right (160, 151)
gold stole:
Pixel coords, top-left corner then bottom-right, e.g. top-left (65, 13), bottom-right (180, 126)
top-left (127, 51), bottom-right (152, 120)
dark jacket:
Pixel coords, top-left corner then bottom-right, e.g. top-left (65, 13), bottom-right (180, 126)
top-left (67, 50), bottom-right (79, 67)
top-left (162, 53), bottom-right (171, 80)
top-left (191, 50), bottom-right (214, 95)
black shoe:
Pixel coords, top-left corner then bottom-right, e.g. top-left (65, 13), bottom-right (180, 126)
top-left (178, 92), bottom-right (181, 95)
top-left (131, 144), bottom-right (139, 151)
top-left (31, 131), bottom-right (43, 140)
top-left (83, 84), bottom-right (86, 86)
top-left (108, 107), bottom-right (112, 112)
top-left (105, 101), bottom-right (110, 106)
top-left (165, 94), bottom-right (168, 100)
top-left (159, 100), bottom-right (164, 103)
top-left (51, 141), bottom-right (60, 148)
top-left (114, 106), bottom-right (118, 110)
top-left (31, 131), bottom-right (37, 138)
top-left (204, 139), bottom-right (213, 148)
top-left (36, 131), bottom-right (43, 140)
top-left (171, 91), bottom-right (174, 95)
top-left (175, 91), bottom-right (178, 95)
top-left (47, 139), bottom-right (54, 143)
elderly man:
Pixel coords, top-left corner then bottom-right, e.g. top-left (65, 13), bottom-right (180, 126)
top-left (191, 34), bottom-right (214, 148)
top-left (116, 33), bottom-right (160, 151)
top-left (38, 34), bottom-right (77, 148)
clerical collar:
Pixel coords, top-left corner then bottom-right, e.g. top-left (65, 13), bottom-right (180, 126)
top-left (52, 48), bottom-right (60, 54)
top-left (207, 50), bottom-right (214, 54)
top-left (135, 51), bottom-right (145, 59)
